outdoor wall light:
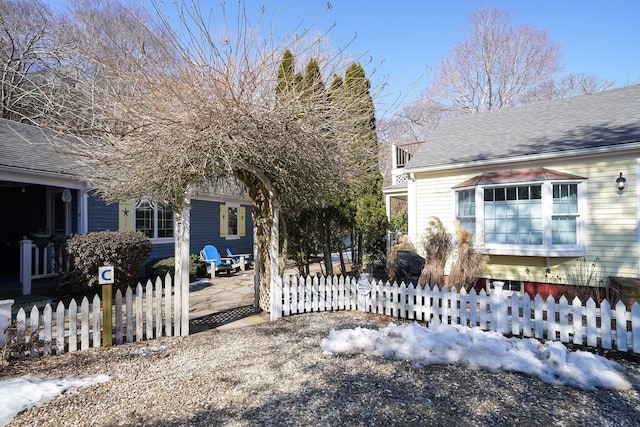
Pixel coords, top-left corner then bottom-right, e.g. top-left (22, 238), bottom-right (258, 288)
top-left (615, 172), bottom-right (628, 192)
top-left (61, 188), bottom-right (72, 203)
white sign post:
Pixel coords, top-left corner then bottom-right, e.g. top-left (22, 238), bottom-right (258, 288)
top-left (357, 273), bottom-right (372, 312)
top-left (99, 266), bottom-right (114, 347)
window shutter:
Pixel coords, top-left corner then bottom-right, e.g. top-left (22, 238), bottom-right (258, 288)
top-left (220, 204), bottom-right (228, 237)
top-left (118, 200), bottom-right (134, 230)
top-left (239, 207), bottom-right (246, 237)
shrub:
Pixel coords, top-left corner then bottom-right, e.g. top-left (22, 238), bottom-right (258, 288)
top-left (145, 255), bottom-right (207, 283)
top-left (448, 222), bottom-right (488, 291)
top-left (64, 230), bottom-right (151, 291)
top-left (419, 217), bottom-right (452, 287)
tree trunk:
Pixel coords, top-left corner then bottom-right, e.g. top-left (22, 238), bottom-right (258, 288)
top-left (322, 217), bottom-right (332, 276)
top-left (338, 240), bottom-right (346, 275)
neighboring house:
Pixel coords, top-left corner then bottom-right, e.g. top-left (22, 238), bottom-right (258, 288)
top-left (384, 85), bottom-right (640, 302)
top-left (0, 118), bottom-right (253, 296)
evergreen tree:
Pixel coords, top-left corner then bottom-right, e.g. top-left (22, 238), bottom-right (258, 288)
top-left (275, 49), bottom-right (295, 98)
top-left (341, 63), bottom-right (388, 269)
top-left (275, 52), bottom-right (387, 276)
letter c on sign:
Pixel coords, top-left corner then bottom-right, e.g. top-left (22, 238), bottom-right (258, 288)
top-left (101, 269), bottom-right (112, 282)
top-left (98, 266), bottom-right (114, 284)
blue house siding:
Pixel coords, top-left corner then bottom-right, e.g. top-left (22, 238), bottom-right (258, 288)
top-left (85, 196), bottom-right (253, 263)
top-left (189, 199), bottom-right (254, 256)
top-left (87, 196), bottom-right (119, 232)
top-left (146, 242), bottom-right (175, 261)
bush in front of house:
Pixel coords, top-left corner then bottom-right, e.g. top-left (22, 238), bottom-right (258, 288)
top-left (144, 255), bottom-right (207, 283)
top-left (64, 230), bottom-right (151, 291)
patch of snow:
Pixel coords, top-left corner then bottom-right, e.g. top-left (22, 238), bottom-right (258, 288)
top-left (321, 322), bottom-right (632, 391)
top-left (0, 374), bottom-right (109, 426)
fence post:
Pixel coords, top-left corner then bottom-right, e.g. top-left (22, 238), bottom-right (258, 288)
top-left (0, 299), bottom-right (14, 347)
top-left (491, 281), bottom-right (505, 333)
top-left (271, 274), bottom-right (283, 321)
top-left (19, 239), bottom-right (32, 295)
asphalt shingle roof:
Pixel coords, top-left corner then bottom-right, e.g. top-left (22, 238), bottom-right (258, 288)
top-left (405, 85), bottom-right (640, 171)
top-left (0, 118), bottom-right (87, 178)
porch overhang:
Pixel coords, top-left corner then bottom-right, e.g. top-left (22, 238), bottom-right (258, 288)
top-left (0, 165), bottom-right (90, 189)
top-left (382, 182), bottom-right (408, 199)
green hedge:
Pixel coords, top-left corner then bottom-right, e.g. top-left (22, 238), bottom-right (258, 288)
top-left (60, 230), bottom-right (151, 294)
top-left (145, 255), bottom-right (207, 283)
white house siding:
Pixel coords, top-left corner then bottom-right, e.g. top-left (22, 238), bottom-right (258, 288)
top-left (410, 151), bottom-right (640, 285)
top-left (411, 171), bottom-right (477, 247)
top-left (551, 155), bottom-right (638, 281)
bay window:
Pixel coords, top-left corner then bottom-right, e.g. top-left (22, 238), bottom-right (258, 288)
top-left (484, 185), bottom-right (542, 245)
top-left (455, 169), bottom-right (586, 256)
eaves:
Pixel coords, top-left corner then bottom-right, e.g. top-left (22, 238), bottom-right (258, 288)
top-left (404, 141), bottom-right (640, 175)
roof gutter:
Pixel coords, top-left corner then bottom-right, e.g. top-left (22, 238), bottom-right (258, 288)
top-left (404, 141), bottom-right (640, 175)
top-left (0, 165), bottom-right (90, 189)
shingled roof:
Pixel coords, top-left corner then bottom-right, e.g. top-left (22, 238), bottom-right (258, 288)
top-left (405, 85), bottom-right (640, 172)
top-left (0, 118), bottom-right (88, 178)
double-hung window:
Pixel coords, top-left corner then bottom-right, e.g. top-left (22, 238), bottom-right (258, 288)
top-left (552, 184), bottom-right (578, 244)
top-left (456, 189), bottom-right (476, 237)
top-left (227, 205), bottom-right (239, 238)
top-left (220, 203), bottom-right (246, 240)
top-left (454, 169), bottom-right (586, 256)
top-left (135, 198), bottom-right (174, 240)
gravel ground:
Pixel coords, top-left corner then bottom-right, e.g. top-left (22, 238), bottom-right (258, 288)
top-left (2, 310), bottom-right (640, 427)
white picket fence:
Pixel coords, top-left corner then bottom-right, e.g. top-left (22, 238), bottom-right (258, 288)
top-left (271, 275), bottom-right (640, 354)
top-left (8, 274), bottom-right (180, 356)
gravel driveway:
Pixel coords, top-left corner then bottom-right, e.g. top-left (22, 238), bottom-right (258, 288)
top-left (3, 311), bottom-right (640, 426)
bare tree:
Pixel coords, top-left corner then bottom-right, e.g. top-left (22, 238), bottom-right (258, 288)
top-left (431, 6), bottom-right (562, 114)
top-left (522, 72), bottom-right (615, 103)
top-left (34, 1), bottom-right (380, 310)
top-left (385, 6), bottom-right (615, 181)
top-left (0, 0), bottom-right (71, 123)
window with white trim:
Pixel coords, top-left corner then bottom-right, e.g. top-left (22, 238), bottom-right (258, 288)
top-left (456, 189), bottom-right (476, 237)
top-left (455, 179), bottom-right (586, 256)
top-left (135, 198), bottom-right (174, 240)
top-left (484, 185), bottom-right (542, 245)
top-left (552, 184), bottom-right (578, 244)
top-left (227, 205), bottom-right (239, 238)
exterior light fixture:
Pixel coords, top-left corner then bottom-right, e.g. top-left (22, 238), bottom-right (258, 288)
top-left (61, 188), bottom-right (72, 203)
top-left (615, 172), bottom-right (628, 192)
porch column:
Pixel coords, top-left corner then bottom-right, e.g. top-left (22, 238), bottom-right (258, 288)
top-left (180, 194), bottom-right (191, 336)
top-left (78, 187), bottom-right (89, 234)
top-left (19, 239), bottom-right (32, 295)
top-left (407, 173), bottom-right (418, 244)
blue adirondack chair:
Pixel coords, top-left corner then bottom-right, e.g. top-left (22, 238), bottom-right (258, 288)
top-left (200, 245), bottom-right (238, 277)
top-left (226, 245), bottom-right (253, 270)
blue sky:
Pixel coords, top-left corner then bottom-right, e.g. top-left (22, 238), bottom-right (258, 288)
top-left (45, 1), bottom-right (640, 112)
top-left (244, 0), bottom-right (640, 108)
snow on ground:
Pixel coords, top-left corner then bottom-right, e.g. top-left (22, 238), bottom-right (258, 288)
top-left (0, 321), bottom-right (635, 425)
top-left (321, 321), bottom-right (633, 391)
top-left (0, 374), bottom-right (109, 426)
